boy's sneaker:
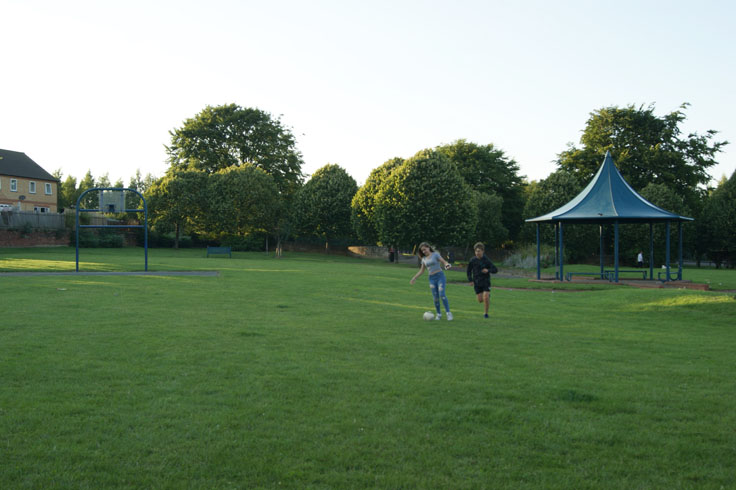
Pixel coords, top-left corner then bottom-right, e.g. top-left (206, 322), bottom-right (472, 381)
top-left (435, 314), bottom-right (441, 320)
top-left (447, 312), bottom-right (453, 321)
top-left (484, 314), bottom-right (489, 319)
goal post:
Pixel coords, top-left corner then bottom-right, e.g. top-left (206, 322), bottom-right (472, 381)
top-left (75, 187), bottom-right (148, 272)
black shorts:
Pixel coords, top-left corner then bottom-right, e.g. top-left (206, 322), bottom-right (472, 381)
top-left (473, 283), bottom-right (490, 294)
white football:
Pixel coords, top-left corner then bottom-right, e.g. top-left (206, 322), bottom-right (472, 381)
top-left (423, 311), bottom-right (435, 321)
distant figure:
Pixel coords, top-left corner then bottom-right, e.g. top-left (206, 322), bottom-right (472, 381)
top-left (637, 251), bottom-right (644, 268)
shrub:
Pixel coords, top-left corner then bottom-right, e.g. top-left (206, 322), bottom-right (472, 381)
top-left (98, 230), bottom-right (124, 248)
top-left (75, 230), bottom-right (99, 248)
top-left (139, 230), bottom-right (195, 248)
top-left (18, 222), bottom-right (33, 237)
top-left (220, 232), bottom-right (268, 252)
top-left (503, 243), bottom-right (555, 269)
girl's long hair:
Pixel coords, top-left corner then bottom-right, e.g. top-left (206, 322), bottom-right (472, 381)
top-left (417, 242), bottom-right (435, 257)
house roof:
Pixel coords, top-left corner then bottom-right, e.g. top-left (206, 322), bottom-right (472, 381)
top-left (526, 151), bottom-right (693, 224)
top-left (0, 149), bottom-right (58, 181)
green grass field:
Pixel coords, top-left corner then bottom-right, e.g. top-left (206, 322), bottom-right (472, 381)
top-left (1, 248), bottom-right (735, 489)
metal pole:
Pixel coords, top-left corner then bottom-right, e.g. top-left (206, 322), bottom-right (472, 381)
top-left (649, 222), bottom-right (654, 281)
top-left (75, 205), bottom-right (80, 272)
top-left (143, 194), bottom-right (148, 271)
top-left (553, 223), bottom-right (557, 279)
top-left (665, 221), bottom-right (671, 281)
top-left (678, 221), bottom-right (683, 280)
top-left (599, 224), bottom-right (604, 276)
top-left (614, 221), bottom-right (619, 282)
top-left (536, 224), bottom-right (541, 280)
top-left (559, 222), bottom-right (564, 281)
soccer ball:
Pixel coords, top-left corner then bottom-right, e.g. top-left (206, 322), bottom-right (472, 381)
top-left (423, 311), bottom-right (435, 321)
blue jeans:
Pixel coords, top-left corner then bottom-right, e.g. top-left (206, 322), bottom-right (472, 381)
top-left (428, 271), bottom-right (450, 314)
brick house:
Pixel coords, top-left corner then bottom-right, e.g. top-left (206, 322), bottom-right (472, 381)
top-left (0, 149), bottom-right (59, 213)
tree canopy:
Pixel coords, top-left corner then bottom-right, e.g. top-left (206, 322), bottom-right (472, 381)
top-left (373, 149), bottom-right (476, 248)
top-left (294, 164), bottom-right (358, 247)
top-left (619, 182), bottom-right (692, 266)
top-left (557, 103), bottom-right (728, 212)
top-left (166, 104), bottom-right (305, 195)
top-left (436, 139), bottom-right (525, 240)
top-left (699, 170), bottom-right (736, 265)
top-left (472, 191), bottom-right (508, 250)
top-left (351, 158), bottom-right (404, 244)
top-left (205, 165), bottom-right (282, 238)
top-left (146, 169), bottom-right (207, 247)
top-left (522, 169), bottom-right (598, 262)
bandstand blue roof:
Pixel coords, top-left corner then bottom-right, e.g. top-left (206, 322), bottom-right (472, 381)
top-left (526, 151), bottom-right (693, 224)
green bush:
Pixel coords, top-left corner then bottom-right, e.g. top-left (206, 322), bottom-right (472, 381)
top-left (503, 243), bottom-right (555, 269)
top-left (75, 230), bottom-right (99, 248)
top-left (72, 229), bottom-right (124, 248)
top-left (148, 231), bottom-right (175, 248)
top-left (98, 230), bottom-right (124, 248)
top-left (220, 232), bottom-right (268, 252)
top-left (138, 230), bottom-right (195, 248)
top-left (18, 222), bottom-right (33, 237)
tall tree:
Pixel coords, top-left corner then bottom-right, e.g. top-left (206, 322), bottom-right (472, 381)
top-left (522, 169), bottom-right (599, 262)
top-left (472, 191), bottom-right (508, 249)
top-left (96, 173), bottom-right (111, 189)
top-left (128, 169), bottom-right (157, 195)
top-left (351, 157), bottom-right (404, 244)
top-left (374, 149), bottom-right (476, 249)
top-left (77, 171), bottom-right (96, 208)
top-left (146, 170), bottom-right (207, 248)
top-left (294, 164), bottom-right (358, 249)
top-left (437, 140), bottom-right (526, 240)
top-left (205, 165), bottom-right (282, 239)
top-left (619, 183), bottom-right (692, 267)
top-left (56, 173), bottom-right (79, 211)
top-left (557, 103), bottom-right (728, 213)
top-left (126, 169), bottom-right (156, 213)
top-left (52, 169), bottom-right (64, 210)
top-left (698, 170), bottom-right (736, 266)
top-left (166, 104), bottom-right (304, 195)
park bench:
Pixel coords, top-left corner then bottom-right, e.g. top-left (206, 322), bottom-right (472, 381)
top-left (657, 270), bottom-right (676, 282)
top-left (605, 270), bottom-right (647, 281)
top-left (565, 271), bottom-right (608, 281)
top-left (206, 246), bottom-right (232, 258)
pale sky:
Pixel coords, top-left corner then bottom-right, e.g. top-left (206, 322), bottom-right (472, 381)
top-left (2, 0), bottom-right (734, 188)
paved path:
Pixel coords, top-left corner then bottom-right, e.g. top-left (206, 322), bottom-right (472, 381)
top-left (0, 270), bottom-right (220, 277)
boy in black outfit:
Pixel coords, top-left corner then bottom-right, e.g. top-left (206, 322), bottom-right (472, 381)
top-left (466, 242), bottom-right (497, 318)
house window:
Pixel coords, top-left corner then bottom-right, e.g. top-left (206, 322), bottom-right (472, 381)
top-left (34, 206), bottom-right (50, 213)
top-left (45, 183), bottom-right (53, 195)
top-left (10, 179), bottom-right (18, 192)
top-left (29, 181), bottom-right (37, 194)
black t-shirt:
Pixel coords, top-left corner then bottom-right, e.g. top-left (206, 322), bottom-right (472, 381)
top-left (467, 255), bottom-right (496, 284)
